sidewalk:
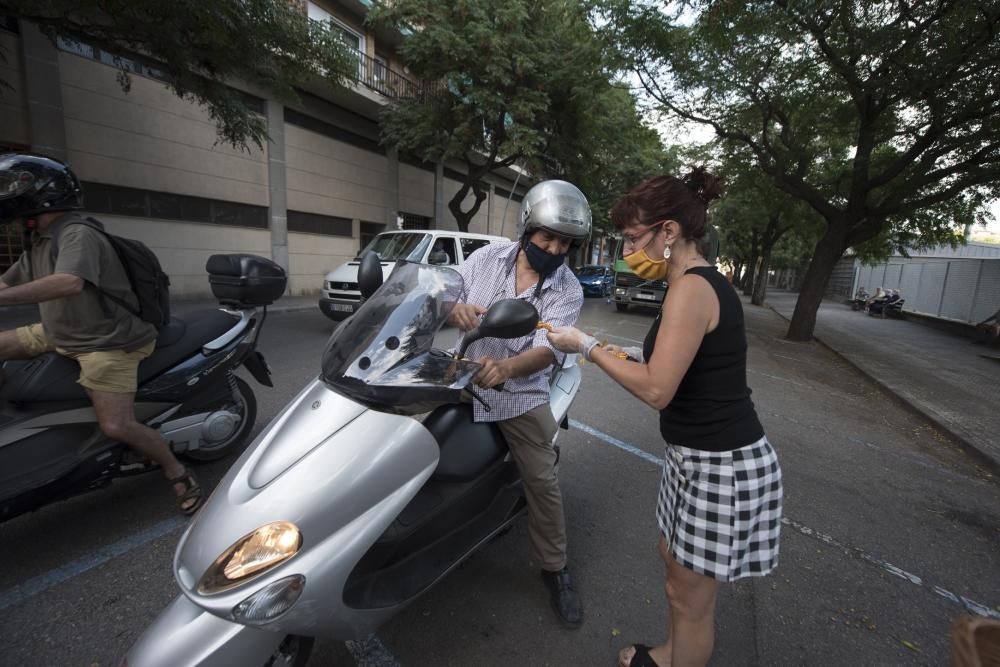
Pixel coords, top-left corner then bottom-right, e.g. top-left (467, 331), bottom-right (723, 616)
top-left (765, 290), bottom-right (1000, 473)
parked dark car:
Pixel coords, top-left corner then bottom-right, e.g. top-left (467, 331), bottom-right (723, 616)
top-left (574, 265), bottom-right (612, 297)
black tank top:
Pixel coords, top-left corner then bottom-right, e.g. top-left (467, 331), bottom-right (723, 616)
top-left (643, 266), bottom-right (764, 451)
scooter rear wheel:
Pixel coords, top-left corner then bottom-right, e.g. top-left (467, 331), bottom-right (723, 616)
top-left (265, 634), bottom-right (314, 667)
top-left (185, 376), bottom-right (258, 461)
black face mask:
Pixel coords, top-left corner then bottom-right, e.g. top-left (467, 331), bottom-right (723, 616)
top-left (523, 241), bottom-right (568, 275)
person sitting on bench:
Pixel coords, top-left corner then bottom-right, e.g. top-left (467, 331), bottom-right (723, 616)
top-left (852, 286), bottom-right (870, 310)
top-left (869, 289), bottom-right (901, 316)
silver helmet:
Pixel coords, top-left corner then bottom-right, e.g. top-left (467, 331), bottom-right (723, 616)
top-left (517, 180), bottom-right (591, 246)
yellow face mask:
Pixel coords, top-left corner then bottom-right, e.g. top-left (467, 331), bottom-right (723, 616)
top-left (624, 247), bottom-right (668, 280)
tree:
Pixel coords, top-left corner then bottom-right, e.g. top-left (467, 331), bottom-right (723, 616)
top-left (608, 0), bottom-right (1000, 340)
top-left (1, 1), bottom-right (355, 149)
top-left (542, 83), bottom-right (678, 233)
top-left (371, 0), bottom-right (633, 232)
top-left (712, 151), bottom-right (823, 305)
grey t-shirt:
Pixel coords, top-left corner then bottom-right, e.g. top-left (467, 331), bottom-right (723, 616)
top-left (2, 217), bottom-right (158, 352)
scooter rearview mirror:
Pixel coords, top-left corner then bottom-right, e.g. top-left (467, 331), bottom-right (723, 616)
top-left (457, 299), bottom-right (539, 358)
top-left (357, 250), bottom-right (383, 300)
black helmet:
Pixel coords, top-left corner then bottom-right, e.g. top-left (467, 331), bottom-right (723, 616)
top-left (0, 153), bottom-right (83, 224)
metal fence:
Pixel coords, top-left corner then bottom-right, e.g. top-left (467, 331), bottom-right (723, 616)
top-left (854, 258), bottom-right (1000, 324)
top-left (350, 50), bottom-right (438, 100)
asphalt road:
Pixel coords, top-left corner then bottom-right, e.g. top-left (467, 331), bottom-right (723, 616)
top-left (1, 296), bottom-right (998, 666)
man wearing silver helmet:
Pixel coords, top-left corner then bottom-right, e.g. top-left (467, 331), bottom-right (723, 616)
top-left (448, 179), bottom-right (590, 628)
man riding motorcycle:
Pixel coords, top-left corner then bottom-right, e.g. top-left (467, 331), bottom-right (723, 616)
top-left (0, 153), bottom-right (202, 515)
top-left (447, 179), bottom-right (591, 627)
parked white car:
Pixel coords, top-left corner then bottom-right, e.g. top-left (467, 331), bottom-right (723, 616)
top-left (319, 229), bottom-right (509, 320)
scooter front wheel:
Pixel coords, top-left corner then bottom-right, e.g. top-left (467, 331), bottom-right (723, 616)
top-left (185, 376), bottom-right (258, 461)
top-left (265, 635), bottom-right (314, 667)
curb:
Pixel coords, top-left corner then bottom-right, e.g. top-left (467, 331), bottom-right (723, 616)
top-left (764, 303), bottom-right (1000, 476)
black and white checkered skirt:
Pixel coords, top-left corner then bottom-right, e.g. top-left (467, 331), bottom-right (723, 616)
top-left (656, 435), bottom-right (783, 582)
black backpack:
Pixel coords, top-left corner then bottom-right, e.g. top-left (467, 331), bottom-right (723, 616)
top-left (46, 216), bottom-right (171, 329)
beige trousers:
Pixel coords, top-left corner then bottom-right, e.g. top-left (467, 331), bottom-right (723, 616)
top-left (496, 403), bottom-right (567, 572)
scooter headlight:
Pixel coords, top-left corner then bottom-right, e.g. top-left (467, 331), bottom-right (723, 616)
top-left (198, 521), bottom-right (302, 594)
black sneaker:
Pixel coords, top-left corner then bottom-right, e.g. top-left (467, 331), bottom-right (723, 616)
top-left (541, 566), bottom-right (583, 628)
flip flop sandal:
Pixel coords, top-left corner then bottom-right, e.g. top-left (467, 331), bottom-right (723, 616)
top-left (621, 644), bottom-right (663, 667)
top-left (168, 467), bottom-right (203, 516)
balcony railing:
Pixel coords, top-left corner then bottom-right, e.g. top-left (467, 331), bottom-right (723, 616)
top-left (349, 49), bottom-right (439, 100)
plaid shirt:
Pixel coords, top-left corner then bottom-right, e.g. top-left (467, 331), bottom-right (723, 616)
top-left (455, 241), bottom-right (583, 422)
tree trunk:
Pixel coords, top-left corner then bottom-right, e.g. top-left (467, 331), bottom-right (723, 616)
top-left (742, 231), bottom-right (759, 296)
top-left (447, 179), bottom-right (488, 232)
top-left (786, 224), bottom-right (847, 341)
top-left (751, 251), bottom-right (771, 306)
top-left (732, 261), bottom-right (744, 286)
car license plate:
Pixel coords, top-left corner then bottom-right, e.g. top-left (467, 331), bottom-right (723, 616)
top-left (332, 303), bottom-right (354, 312)
top-left (635, 292), bottom-right (657, 300)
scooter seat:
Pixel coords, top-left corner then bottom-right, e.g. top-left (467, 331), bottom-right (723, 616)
top-left (138, 310), bottom-right (238, 385)
top-left (424, 403), bottom-right (509, 482)
top-left (3, 310), bottom-right (239, 403)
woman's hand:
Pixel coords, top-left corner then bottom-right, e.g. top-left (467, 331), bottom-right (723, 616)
top-left (547, 326), bottom-right (599, 360)
top-left (450, 303), bottom-right (487, 331)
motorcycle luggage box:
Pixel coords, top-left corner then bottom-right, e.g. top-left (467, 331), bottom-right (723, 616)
top-left (207, 254), bottom-right (287, 306)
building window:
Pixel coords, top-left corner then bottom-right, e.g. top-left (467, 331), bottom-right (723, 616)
top-left (307, 2), bottom-right (365, 78)
top-left (81, 181), bottom-right (267, 228)
top-left (0, 223), bottom-right (22, 275)
top-left (287, 210), bottom-right (353, 237)
top-left (399, 212), bottom-right (430, 230)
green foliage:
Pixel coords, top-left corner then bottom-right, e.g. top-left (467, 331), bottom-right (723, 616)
top-left (605, 0), bottom-right (1000, 336)
top-left (371, 0), bottom-right (669, 231)
top-left (543, 83), bottom-right (678, 232)
top-left (3, 1), bottom-right (356, 149)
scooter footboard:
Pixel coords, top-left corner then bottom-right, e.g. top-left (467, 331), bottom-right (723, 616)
top-left (124, 594), bottom-right (285, 667)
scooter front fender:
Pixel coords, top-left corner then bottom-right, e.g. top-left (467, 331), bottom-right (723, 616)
top-left (124, 594), bottom-right (284, 667)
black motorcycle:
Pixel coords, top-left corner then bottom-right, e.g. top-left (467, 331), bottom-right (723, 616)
top-left (0, 253), bottom-right (286, 523)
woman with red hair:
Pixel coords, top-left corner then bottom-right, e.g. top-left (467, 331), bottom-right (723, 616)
top-left (548, 169), bottom-right (783, 667)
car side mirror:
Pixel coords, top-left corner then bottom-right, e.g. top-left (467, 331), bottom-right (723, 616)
top-left (458, 298), bottom-right (539, 358)
top-left (357, 250), bottom-right (383, 300)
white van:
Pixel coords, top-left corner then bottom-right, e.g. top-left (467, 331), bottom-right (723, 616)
top-left (319, 229), bottom-right (510, 320)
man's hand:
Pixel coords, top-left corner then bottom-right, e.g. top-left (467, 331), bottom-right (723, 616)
top-left (473, 356), bottom-right (511, 389)
top-left (0, 273), bottom-right (83, 306)
top-left (450, 303), bottom-right (487, 332)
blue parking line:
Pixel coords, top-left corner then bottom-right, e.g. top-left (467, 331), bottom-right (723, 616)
top-left (569, 419), bottom-right (662, 465)
top-left (0, 516), bottom-right (185, 611)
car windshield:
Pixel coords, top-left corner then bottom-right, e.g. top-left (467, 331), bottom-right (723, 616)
top-left (577, 266), bottom-right (604, 276)
top-left (320, 262), bottom-right (481, 409)
top-left (360, 232), bottom-right (431, 262)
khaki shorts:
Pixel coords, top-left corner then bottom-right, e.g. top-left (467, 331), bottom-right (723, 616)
top-left (16, 323), bottom-right (155, 394)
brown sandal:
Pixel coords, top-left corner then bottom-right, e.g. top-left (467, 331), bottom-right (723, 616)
top-left (168, 467), bottom-right (203, 516)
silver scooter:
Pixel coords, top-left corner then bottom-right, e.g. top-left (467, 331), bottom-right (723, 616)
top-left (124, 254), bottom-right (582, 666)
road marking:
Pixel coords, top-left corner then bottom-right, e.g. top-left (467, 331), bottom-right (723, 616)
top-left (0, 516), bottom-right (185, 611)
top-left (571, 419), bottom-right (660, 465)
top-left (571, 419), bottom-right (1000, 620)
top-left (748, 369), bottom-right (811, 388)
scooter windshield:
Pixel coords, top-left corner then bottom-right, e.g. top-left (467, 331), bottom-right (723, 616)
top-left (320, 262), bottom-right (480, 407)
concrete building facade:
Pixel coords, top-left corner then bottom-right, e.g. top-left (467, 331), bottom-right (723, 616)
top-left (0, 4), bottom-right (529, 298)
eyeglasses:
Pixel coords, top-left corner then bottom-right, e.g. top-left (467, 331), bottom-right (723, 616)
top-left (622, 221), bottom-right (667, 249)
